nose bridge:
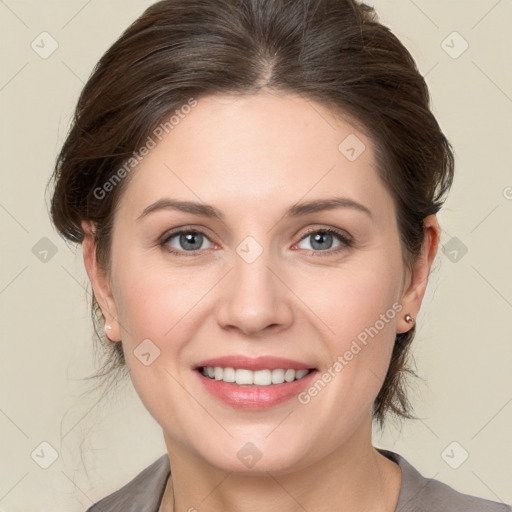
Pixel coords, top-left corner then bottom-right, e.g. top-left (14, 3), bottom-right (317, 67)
top-left (215, 235), bottom-right (292, 335)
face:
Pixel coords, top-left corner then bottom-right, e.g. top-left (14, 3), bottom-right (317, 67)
top-left (86, 91), bottom-right (427, 474)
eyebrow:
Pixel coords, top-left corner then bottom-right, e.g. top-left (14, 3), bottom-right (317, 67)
top-left (136, 197), bottom-right (373, 222)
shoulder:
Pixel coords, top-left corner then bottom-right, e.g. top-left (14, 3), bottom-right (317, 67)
top-left (377, 448), bottom-right (511, 512)
top-left (85, 453), bottom-right (170, 512)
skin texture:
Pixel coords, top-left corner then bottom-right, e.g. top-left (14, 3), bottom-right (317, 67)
top-left (82, 91), bottom-right (439, 511)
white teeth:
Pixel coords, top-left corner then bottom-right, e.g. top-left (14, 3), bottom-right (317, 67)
top-left (295, 369), bottom-right (309, 380)
top-left (271, 369), bottom-right (285, 384)
top-left (284, 369), bottom-right (296, 382)
top-left (235, 369), bottom-right (253, 385)
top-left (201, 366), bottom-right (312, 385)
top-left (222, 367), bottom-right (236, 382)
top-left (253, 369), bottom-right (272, 386)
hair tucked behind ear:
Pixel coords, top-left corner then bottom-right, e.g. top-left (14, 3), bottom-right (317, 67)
top-left (48, 0), bottom-right (454, 430)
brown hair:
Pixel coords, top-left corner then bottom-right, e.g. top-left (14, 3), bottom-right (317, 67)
top-left (48, 0), bottom-right (454, 428)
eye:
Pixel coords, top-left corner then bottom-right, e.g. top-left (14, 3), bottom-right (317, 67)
top-left (161, 229), bottom-right (215, 256)
top-left (160, 227), bottom-right (353, 257)
top-left (295, 228), bottom-right (352, 255)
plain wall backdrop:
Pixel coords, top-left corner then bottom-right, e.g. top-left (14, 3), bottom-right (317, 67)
top-left (0, 0), bottom-right (511, 510)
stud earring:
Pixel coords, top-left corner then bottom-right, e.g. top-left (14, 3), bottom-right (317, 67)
top-left (105, 324), bottom-right (112, 331)
top-left (405, 314), bottom-right (414, 324)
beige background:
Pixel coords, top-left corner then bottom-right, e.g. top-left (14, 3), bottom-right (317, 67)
top-left (1, 0), bottom-right (511, 510)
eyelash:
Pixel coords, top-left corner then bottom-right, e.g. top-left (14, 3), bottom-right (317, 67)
top-left (160, 226), bottom-right (353, 258)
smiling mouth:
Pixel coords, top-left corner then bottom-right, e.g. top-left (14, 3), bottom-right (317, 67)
top-left (197, 366), bottom-right (316, 386)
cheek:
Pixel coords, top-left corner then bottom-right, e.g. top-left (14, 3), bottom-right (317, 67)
top-left (298, 254), bottom-right (403, 406)
top-left (109, 261), bottom-right (203, 431)
top-left (306, 253), bottom-right (403, 340)
top-left (111, 254), bottom-right (206, 344)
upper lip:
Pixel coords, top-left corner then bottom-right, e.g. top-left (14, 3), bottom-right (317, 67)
top-left (194, 355), bottom-right (316, 371)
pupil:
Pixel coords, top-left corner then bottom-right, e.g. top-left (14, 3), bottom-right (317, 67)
top-left (181, 232), bottom-right (202, 250)
top-left (311, 232), bottom-right (332, 251)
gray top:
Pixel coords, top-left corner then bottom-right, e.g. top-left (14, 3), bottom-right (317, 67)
top-left (86, 448), bottom-right (511, 511)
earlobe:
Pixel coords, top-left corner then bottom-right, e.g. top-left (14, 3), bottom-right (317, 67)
top-left (396, 215), bottom-right (440, 334)
top-left (81, 220), bottom-right (122, 342)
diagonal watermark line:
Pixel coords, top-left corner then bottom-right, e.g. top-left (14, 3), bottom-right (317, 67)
top-left (0, 472), bottom-right (29, 502)
top-left (61, 470), bottom-right (108, 511)
top-left (200, 471), bottom-right (233, 503)
top-left (163, 163), bottom-right (206, 204)
top-left (61, 360), bottom-right (131, 440)
top-left (0, 203), bottom-right (29, 233)
top-left (0, 266), bottom-right (28, 296)
top-left (164, 267), bottom-right (233, 336)
top-left (439, 225), bottom-right (454, 240)
top-left (62, 59), bottom-right (120, 107)
top-left (470, 204), bottom-right (499, 233)
top-left (60, 265), bottom-right (92, 297)
top-left (472, 0), bottom-right (503, 30)
top-left (471, 266), bottom-right (512, 309)
top-left (162, 366), bottom-right (234, 438)
top-left (472, 61), bottom-right (512, 103)
top-left (395, 471), bottom-right (440, 512)
top-left (471, 470), bottom-right (506, 503)
top-left (408, 0), bottom-right (439, 28)
top-left (265, 266), bottom-right (336, 335)
top-left (368, 368), bottom-right (382, 381)
top-left (418, 418), bottom-right (440, 439)
top-left (423, 61), bottom-right (439, 78)
top-left (61, 0), bottom-right (93, 29)
top-left (265, 473), bottom-right (310, 511)
top-left (61, 61), bottom-right (85, 84)
top-left (265, 409), bottom-right (295, 438)
top-left (0, 407), bottom-right (29, 439)
top-left (304, 99), bottom-right (337, 131)
top-left (368, 368), bottom-right (388, 389)
top-left (0, 62), bottom-right (29, 92)
top-left (471, 396), bottom-right (512, 439)
top-left (61, 398), bottom-right (101, 439)
top-left (0, 0), bottom-right (29, 28)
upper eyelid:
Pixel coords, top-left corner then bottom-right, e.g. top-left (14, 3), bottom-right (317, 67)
top-left (161, 225), bottom-right (217, 244)
top-left (299, 226), bottom-right (352, 241)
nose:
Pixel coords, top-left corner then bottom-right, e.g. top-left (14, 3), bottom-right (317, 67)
top-left (215, 247), bottom-right (294, 337)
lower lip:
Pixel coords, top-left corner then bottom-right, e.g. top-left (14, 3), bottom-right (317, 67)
top-left (195, 369), bottom-right (318, 409)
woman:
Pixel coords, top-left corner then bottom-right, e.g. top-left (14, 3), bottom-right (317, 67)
top-left (48, 0), bottom-right (510, 510)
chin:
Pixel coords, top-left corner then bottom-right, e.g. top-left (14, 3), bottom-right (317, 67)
top-left (188, 433), bottom-right (318, 476)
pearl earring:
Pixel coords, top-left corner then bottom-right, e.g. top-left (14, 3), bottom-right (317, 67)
top-left (405, 314), bottom-right (414, 324)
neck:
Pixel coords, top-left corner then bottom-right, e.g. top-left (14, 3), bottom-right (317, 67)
top-left (160, 423), bottom-right (401, 512)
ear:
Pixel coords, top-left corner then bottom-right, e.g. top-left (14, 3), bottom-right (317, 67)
top-left (81, 220), bottom-right (122, 342)
top-left (396, 214), bottom-right (440, 334)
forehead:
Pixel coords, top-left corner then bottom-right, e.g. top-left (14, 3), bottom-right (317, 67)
top-left (116, 91), bottom-right (392, 220)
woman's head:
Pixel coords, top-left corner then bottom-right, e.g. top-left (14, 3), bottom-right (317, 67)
top-left (49, 0), bottom-right (454, 467)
